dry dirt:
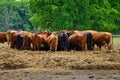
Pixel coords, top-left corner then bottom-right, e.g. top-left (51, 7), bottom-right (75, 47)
top-left (0, 43), bottom-right (120, 80)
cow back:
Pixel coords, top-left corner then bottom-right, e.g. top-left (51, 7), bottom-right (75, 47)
top-left (69, 33), bottom-right (86, 51)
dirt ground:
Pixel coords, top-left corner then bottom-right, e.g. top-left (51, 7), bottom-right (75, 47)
top-left (0, 43), bottom-right (120, 80)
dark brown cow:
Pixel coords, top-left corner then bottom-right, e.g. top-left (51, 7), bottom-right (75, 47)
top-left (57, 31), bottom-right (69, 51)
top-left (92, 32), bottom-right (113, 50)
top-left (84, 32), bottom-right (93, 50)
top-left (69, 32), bottom-right (87, 51)
top-left (16, 34), bottom-right (24, 49)
top-left (0, 32), bottom-right (7, 43)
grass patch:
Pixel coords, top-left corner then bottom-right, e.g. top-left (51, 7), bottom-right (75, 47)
top-left (113, 37), bottom-right (120, 45)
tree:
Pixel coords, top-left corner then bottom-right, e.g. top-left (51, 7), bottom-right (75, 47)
top-left (29, 0), bottom-right (120, 32)
top-left (90, 0), bottom-right (119, 32)
top-left (29, 0), bottom-right (91, 31)
top-left (0, 0), bottom-right (21, 31)
top-left (109, 0), bottom-right (120, 31)
top-left (15, 0), bottom-right (34, 31)
top-left (0, 0), bottom-right (33, 32)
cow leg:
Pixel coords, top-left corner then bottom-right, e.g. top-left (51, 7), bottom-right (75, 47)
top-left (52, 44), bottom-right (56, 52)
top-left (17, 37), bottom-right (22, 49)
top-left (22, 40), bottom-right (25, 49)
top-left (50, 45), bottom-right (52, 51)
top-left (90, 43), bottom-right (93, 50)
top-left (11, 40), bottom-right (16, 49)
top-left (87, 43), bottom-right (92, 50)
top-left (16, 39), bottom-right (19, 49)
top-left (10, 42), bottom-right (14, 48)
top-left (98, 45), bottom-right (102, 50)
top-left (57, 42), bottom-right (62, 51)
top-left (32, 44), bottom-right (35, 51)
top-left (19, 40), bottom-right (23, 49)
top-left (37, 44), bottom-right (40, 50)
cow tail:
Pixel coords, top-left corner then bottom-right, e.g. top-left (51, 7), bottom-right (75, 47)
top-left (6, 34), bottom-right (9, 45)
top-left (108, 33), bottom-right (113, 49)
top-left (6, 32), bottom-right (10, 46)
top-left (111, 34), bottom-right (113, 47)
top-left (84, 33), bottom-right (87, 51)
top-left (55, 37), bottom-right (58, 51)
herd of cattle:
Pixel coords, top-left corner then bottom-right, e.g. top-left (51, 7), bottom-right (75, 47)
top-left (0, 29), bottom-right (113, 51)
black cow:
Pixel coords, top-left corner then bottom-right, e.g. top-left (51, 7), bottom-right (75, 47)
top-left (57, 32), bottom-right (69, 51)
top-left (16, 34), bottom-right (24, 49)
top-left (84, 32), bottom-right (93, 50)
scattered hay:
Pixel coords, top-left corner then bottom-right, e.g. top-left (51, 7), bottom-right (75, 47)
top-left (0, 43), bottom-right (120, 70)
top-left (0, 53), bottom-right (29, 69)
top-left (42, 56), bottom-right (77, 69)
top-left (0, 59), bottom-right (28, 69)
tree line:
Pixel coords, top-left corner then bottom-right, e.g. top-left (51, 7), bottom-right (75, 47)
top-left (0, 0), bottom-right (120, 34)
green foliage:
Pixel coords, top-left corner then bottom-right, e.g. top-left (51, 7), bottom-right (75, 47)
top-left (29, 0), bottom-right (120, 32)
top-left (90, 0), bottom-right (119, 32)
top-left (0, 0), bottom-right (33, 32)
top-left (29, 0), bottom-right (90, 31)
top-left (0, 0), bottom-right (120, 33)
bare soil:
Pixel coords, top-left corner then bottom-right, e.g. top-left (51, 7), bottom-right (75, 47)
top-left (0, 43), bottom-right (120, 80)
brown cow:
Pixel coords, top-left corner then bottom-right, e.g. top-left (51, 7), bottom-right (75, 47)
top-left (72, 30), bottom-right (98, 35)
top-left (47, 32), bottom-right (58, 51)
top-left (10, 31), bottom-right (19, 48)
top-left (32, 33), bottom-right (44, 51)
top-left (70, 30), bottom-right (96, 51)
top-left (6, 30), bottom-right (31, 48)
top-left (6, 30), bottom-right (17, 46)
top-left (69, 32), bottom-right (87, 51)
top-left (0, 32), bottom-right (7, 43)
top-left (82, 30), bottom-right (98, 35)
top-left (22, 33), bottom-right (33, 50)
top-left (40, 31), bottom-right (52, 51)
top-left (92, 32), bottom-right (113, 50)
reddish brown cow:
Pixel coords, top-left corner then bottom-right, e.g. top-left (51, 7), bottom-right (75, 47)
top-left (40, 31), bottom-right (52, 50)
top-left (47, 32), bottom-right (58, 51)
top-left (22, 33), bottom-right (33, 50)
top-left (69, 32), bottom-right (87, 51)
top-left (71, 30), bottom-right (97, 51)
top-left (32, 33), bottom-right (44, 51)
top-left (0, 32), bottom-right (7, 43)
top-left (92, 32), bottom-right (113, 50)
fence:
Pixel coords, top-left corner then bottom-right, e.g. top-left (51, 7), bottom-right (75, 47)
top-left (113, 35), bottom-right (120, 38)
